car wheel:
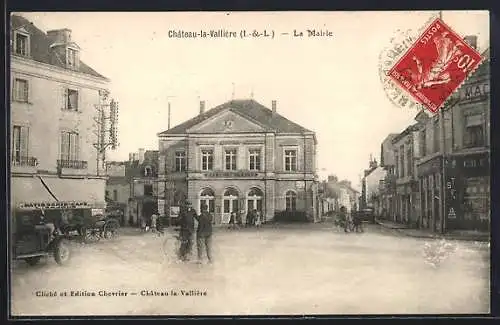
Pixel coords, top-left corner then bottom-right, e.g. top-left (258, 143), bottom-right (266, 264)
top-left (25, 256), bottom-right (42, 266)
top-left (54, 239), bottom-right (71, 265)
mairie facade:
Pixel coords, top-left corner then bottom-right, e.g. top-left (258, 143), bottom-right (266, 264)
top-left (157, 99), bottom-right (319, 224)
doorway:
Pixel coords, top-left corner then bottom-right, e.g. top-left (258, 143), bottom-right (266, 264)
top-left (247, 187), bottom-right (263, 216)
top-left (222, 187), bottom-right (239, 224)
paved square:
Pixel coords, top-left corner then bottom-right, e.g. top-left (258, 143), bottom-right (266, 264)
top-left (11, 224), bottom-right (490, 316)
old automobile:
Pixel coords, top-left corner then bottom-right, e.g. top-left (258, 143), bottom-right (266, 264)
top-left (12, 208), bottom-right (71, 266)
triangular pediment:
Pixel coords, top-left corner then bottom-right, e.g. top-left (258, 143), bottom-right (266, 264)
top-left (187, 109), bottom-right (266, 133)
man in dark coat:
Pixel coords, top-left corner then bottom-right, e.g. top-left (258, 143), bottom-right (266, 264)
top-left (178, 201), bottom-right (196, 261)
top-left (195, 203), bottom-right (213, 263)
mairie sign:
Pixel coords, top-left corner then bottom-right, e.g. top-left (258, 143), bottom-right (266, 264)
top-left (17, 201), bottom-right (91, 210)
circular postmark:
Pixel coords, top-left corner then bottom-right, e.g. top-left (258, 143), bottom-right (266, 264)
top-left (378, 15), bottom-right (439, 113)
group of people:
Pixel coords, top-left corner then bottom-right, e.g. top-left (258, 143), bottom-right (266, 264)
top-left (177, 201), bottom-right (213, 263)
top-left (228, 209), bottom-right (263, 229)
top-left (338, 206), bottom-right (363, 233)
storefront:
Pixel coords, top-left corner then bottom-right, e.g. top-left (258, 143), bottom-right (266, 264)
top-left (445, 152), bottom-right (490, 231)
top-left (417, 155), bottom-right (443, 232)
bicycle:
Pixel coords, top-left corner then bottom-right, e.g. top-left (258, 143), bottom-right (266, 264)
top-left (159, 228), bottom-right (182, 261)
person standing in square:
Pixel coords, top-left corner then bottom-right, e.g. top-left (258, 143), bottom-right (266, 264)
top-left (195, 203), bottom-right (213, 263)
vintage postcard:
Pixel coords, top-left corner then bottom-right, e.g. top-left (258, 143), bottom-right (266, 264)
top-left (9, 11), bottom-right (490, 317)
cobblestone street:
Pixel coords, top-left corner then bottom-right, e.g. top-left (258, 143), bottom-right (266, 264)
top-left (11, 224), bottom-right (490, 316)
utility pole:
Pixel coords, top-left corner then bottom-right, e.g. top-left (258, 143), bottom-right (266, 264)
top-left (163, 95), bottom-right (176, 226)
top-left (93, 90), bottom-right (119, 176)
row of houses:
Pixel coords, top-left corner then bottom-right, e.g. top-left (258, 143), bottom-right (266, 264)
top-left (318, 175), bottom-right (360, 216)
top-left (363, 37), bottom-right (490, 233)
top-left (106, 99), bottom-right (322, 225)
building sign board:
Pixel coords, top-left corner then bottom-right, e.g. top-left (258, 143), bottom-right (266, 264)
top-left (203, 171), bottom-right (259, 178)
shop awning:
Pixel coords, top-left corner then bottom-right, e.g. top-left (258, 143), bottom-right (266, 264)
top-left (39, 177), bottom-right (106, 207)
top-left (11, 176), bottom-right (57, 208)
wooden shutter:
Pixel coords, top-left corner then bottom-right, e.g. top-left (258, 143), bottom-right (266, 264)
top-left (62, 88), bottom-right (68, 110)
top-left (20, 126), bottom-right (29, 158)
top-left (70, 132), bottom-right (79, 160)
top-left (60, 132), bottom-right (69, 161)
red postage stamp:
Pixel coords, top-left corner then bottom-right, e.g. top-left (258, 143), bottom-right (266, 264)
top-left (387, 18), bottom-right (483, 113)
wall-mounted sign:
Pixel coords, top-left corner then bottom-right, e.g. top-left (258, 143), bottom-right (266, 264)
top-left (18, 201), bottom-right (91, 210)
top-left (204, 171), bottom-right (259, 178)
top-left (460, 82), bottom-right (489, 102)
top-left (296, 181), bottom-right (305, 189)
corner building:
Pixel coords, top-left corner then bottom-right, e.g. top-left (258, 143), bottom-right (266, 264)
top-left (157, 99), bottom-right (319, 224)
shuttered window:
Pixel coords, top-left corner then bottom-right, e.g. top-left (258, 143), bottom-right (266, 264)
top-left (12, 125), bottom-right (29, 165)
top-left (60, 131), bottom-right (79, 161)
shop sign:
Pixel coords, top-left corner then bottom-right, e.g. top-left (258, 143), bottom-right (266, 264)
top-left (91, 208), bottom-right (104, 216)
top-left (18, 201), bottom-right (91, 210)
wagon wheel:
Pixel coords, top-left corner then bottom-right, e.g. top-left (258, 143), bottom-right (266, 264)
top-left (82, 227), bottom-right (101, 243)
top-left (54, 239), bottom-right (71, 265)
top-left (103, 220), bottom-right (120, 239)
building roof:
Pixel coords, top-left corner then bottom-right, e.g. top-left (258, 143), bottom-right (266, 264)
top-left (11, 14), bottom-right (107, 80)
top-left (391, 123), bottom-right (420, 144)
top-left (158, 99), bottom-right (313, 136)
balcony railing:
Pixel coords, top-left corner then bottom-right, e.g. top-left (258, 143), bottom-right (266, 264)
top-left (57, 160), bottom-right (88, 169)
top-left (12, 156), bottom-right (38, 167)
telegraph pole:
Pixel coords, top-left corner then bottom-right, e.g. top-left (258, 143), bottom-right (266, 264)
top-left (93, 90), bottom-right (119, 176)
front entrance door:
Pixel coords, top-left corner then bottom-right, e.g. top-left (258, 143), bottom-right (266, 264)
top-left (223, 198), bottom-right (239, 224)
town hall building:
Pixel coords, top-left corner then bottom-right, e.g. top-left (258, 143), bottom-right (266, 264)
top-left (157, 99), bottom-right (319, 224)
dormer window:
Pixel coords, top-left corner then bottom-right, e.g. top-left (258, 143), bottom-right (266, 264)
top-left (67, 47), bottom-right (79, 69)
top-left (14, 30), bottom-right (30, 57)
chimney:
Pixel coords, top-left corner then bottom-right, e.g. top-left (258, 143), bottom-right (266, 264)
top-left (199, 101), bottom-right (206, 115)
top-left (168, 102), bottom-right (171, 130)
top-left (47, 28), bottom-right (72, 44)
top-left (464, 35), bottom-right (478, 50)
top-left (132, 152), bottom-right (139, 161)
top-left (138, 148), bottom-right (145, 164)
top-left (271, 100), bottom-right (277, 114)
top-left (128, 153), bottom-right (134, 162)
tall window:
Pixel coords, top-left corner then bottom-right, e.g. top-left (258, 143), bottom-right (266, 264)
top-left (15, 32), bottom-right (29, 56)
top-left (113, 189), bottom-right (118, 201)
top-left (60, 131), bottom-right (79, 161)
top-left (225, 149), bottom-right (237, 170)
top-left (406, 147), bottom-right (413, 176)
top-left (249, 149), bottom-right (261, 171)
top-left (420, 129), bottom-right (427, 156)
top-left (394, 151), bottom-right (399, 178)
top-left (13, 78), bottom-right (29, 102)
top-left (12, 125), bottom-right (29, 165)
top-left (399, 145), bottom-right (405, 177)
top-left (201, 149), bottom-right (213, 171)
top-left (464, 114), bottom-right (485, 148)
top-left (433, 120), bottom-right (440, 153)
top-left (63, 89), bottom-right (79, 111)
top-left (284, 149), bottom-right (297, 171)
top-left (285, 191), bottom-right (297, 211)
top-left (175, 151), bottom-right (186, 172)
top-left (67, 48), bottom-right (78, 69)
